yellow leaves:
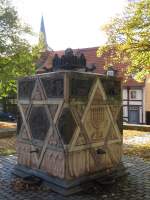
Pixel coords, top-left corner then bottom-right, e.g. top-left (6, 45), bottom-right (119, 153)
top-left (124, 144), bottom-right (150, 161)
top-left (123, 129), bottom-right (150, 161)
top-left (0, 136), bottom-right (16, 156)
top-left (96, 45), bottom-right (108, 57)
top-left (97, 0), bottom-right (150, 80)
top-left (123, 129), bottom-right (148, 138)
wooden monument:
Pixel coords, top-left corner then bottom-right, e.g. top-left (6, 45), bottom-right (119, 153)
top-left (15, 49), bottom-right (123, 195)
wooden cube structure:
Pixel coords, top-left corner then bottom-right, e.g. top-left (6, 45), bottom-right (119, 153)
top-left (15, 71), bottom-right (123, 195)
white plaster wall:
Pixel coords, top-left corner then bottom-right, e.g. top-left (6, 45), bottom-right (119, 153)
top-left (123, 100), bottom-right (127, 105)
top-left (122, 87), bottom-right (144, 124)
top-left (123, 89), bottom-right (127, 99)
top-left (129, 101), bottom-right (142, 106)
top-left (145, 75), bottom-right (150, 111)
top-left (123, 106), bottom-right (128, 117)
top-left (143, 88), bottom-right (145, 123)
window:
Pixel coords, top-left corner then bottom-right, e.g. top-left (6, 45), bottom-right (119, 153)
top-left (130, 90), bottom-right (137, 99)
top-left (107, 70), bottom-right (114, 76)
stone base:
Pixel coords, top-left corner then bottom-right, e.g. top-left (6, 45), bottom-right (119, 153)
top-left (13, 163), bottom-right (127, 196)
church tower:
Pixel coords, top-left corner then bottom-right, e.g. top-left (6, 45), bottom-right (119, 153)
top-left (36, 16), bottom-right (53, 73)
top-left (39, 16), bottom-right (53, 51)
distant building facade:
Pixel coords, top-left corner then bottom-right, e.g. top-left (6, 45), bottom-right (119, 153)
top-left (123, 81), bottom-right (145, 124)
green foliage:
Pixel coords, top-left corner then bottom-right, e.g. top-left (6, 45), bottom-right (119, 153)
top-left (97, 0), bottom-right (150, 81)
top-left (39, 32), bottom-right (47, 51)
top-left (0, 0), bottom-right (41, 98)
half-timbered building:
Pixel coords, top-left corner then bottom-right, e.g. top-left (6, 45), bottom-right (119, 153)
top-left (37, 46), bottom-right (150, 125)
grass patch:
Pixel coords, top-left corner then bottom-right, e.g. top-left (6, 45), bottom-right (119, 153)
top-left (123, 129), bottom-right (150, 161)
top-left (0, 148), bottom-right (16, 156)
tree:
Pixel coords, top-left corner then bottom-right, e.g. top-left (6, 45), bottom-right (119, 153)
top-left (0, 0), bottom-right (41, 98)
top-left (97, 0), bottom-right (150, 81)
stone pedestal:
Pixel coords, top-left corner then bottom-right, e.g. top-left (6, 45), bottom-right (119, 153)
top-left (14, 71), bottom-right (123, 195)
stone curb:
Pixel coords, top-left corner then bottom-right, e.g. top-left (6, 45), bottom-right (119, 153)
top-left (123, 124), bottom-right (150, 132)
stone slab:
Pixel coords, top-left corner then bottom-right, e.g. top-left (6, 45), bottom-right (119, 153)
top-left (13, 163), bottom-right (126, 196)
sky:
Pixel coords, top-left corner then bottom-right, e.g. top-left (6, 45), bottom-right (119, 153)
top-left (12, 0), bottom-right (128, 50)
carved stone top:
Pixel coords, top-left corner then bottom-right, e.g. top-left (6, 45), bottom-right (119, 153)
top-left (65, 48), bottom-right (73, 56)
top-left (52, 48), bottom-right (94, 72)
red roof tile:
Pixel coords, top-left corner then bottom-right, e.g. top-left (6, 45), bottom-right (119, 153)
top-left (123, 78), bottom-right (144, 87)
top-left (54, 47), bottom-right (128, 77)
top-left (37, 46), bottom-right (144, 87)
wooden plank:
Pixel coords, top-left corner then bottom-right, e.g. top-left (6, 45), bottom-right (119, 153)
top-left (67, 139), bottom-right (122, 152)
top-left (98, 79), bottom-right (122, 139)
top-left (82, 79), bottom-right (99, 122)
top-left (37, 101), bottom-right (65, 168)
top-left (104, 105), bottom-right (122, 146)
top-left (18, 79), bottom-right (44, 167)
top-left (71, 106), bottom-right (102, 171)
top-left (37, 126), bottom-right (53, 168)
top-left (70, 79), bottom-right (98, 149)
top-left (54, 100), bottom-right (64, 124)
top-left (17, 138), bottom-right (64, 151)
top-left (18, 103), bottom-right (31, 140)
top-left (64, 72), bottom-right (69, 103)
top-left (107, 143), bottom-right (122, 166)
top-left (38, 77), bottom-right (47, 100)
top-left (31, 78), bottom-right (44, 101)
top-left (18, 99), bottom-right (64, 105)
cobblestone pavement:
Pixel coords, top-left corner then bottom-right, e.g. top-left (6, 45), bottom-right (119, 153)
top-left (0, 155), bottom-right (150, 200)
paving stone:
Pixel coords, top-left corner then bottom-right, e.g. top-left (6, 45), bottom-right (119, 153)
top-left (0, 155), bottom-right (150, 199)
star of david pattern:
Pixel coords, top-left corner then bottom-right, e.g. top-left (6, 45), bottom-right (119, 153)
top-left (17, 72), bottom-right (123, 177)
